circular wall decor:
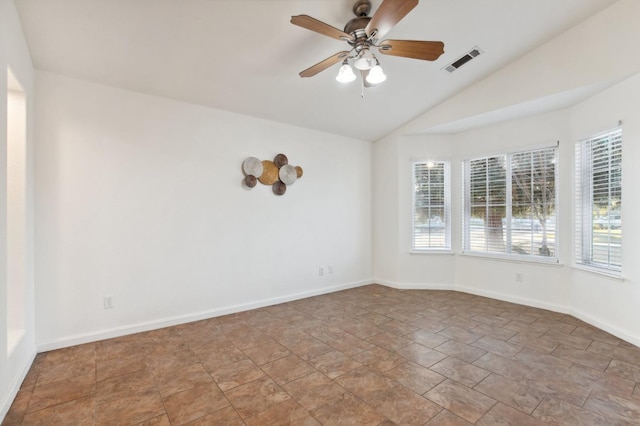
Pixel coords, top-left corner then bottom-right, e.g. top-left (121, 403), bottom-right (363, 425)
top-left (242, 154), bottom-right (303, 195)
top-left (274, 153), bottom-right (289, 168)
top-left (273, 181), bottom-right (287, 195)
top-left (244, 175), bottom-right (257, 188)
top-left (258, 160), bottom-right (279, 185)
top-left (279, 164), bottom-right (297, 185)
top-left (242, 156), bottom-right (263, 177)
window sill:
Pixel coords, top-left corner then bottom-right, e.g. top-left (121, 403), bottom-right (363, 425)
top-left (459, 251), bottom-right (563, 266)
top-left (572, 264), bottom-right (624, 281)
top-left (410, 249), bottom-right (454, 255)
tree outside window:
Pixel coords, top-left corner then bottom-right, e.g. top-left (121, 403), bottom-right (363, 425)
top-left (464, 147), bottom-right (557, 259)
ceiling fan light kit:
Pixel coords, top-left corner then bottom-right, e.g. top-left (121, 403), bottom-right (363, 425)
top-left (336, 60), bottom-right (357, 83)
top-left (366, 63), bottom-right (387, 84)
top-left (291, 0), bottom-right (444, 90)
top-left (354, 49), bottom-right (377, 70)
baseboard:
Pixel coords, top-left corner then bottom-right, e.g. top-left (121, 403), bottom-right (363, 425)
top-left (37, 279), bottom-right (374, 352)
top-left (454, 285), bottom-right (640, 345)
top-left (457, 284), bottom-right (640, 346)
top-left (377, 280), bottom-right (568, 315)
top-left (375, 281), bottom-right (640, 347)
top-left (569, 307), bottom-right (640, 348)
top-left (35, 278), bottom-right (640, 353)
top-left (1, 349), bottom-right (37, 423)
top-left (453, 284), bottom-right (569, 315)
top-left (374, 279), bottom-right (454, 291)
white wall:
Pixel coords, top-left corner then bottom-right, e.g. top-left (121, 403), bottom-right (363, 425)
top-left (377, 74), bottom-right (640, 345)
top-left (372, 0), bottom-right (640, 346)
top-left (395, 134), bottom-right (457, 289)
top-left (452, 110), bottom-right (573, 312)
top-left (567, 72), bottom-right (640, 343)
top-left (0, 0), bottom-right (36, 420)
top-left (34, 71), bottom-right (373, 349)
top-left (375, 109), bottom-right (575, 304)
top-left (3, 0), bottom-right (639, 420)
top-left (399, 0), bottom-right (640, 135)
top-left (371, 133), bottom-right (400, 283)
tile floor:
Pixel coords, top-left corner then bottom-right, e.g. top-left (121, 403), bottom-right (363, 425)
top-left (4, 285), bottom-right (640, 425)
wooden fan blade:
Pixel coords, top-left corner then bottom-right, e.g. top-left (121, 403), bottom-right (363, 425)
top-left (299, 51), bottom-right (350, 78)
top-left (378, 40), bottom-right (444, 61)
top-left (291, 15), bottom-right (354, 41)
top-left (365, 0), bottom-right (418, 39)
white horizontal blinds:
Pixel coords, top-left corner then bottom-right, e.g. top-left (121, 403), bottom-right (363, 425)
top-left (575, 128), bottom-right (622, 271)
top-left (412, 161), bottom-right (450, 250)
top-left (511, 149), bottom-right (557, 257)
top-left (575, 141), bottom-right (587, 265)
top-left (463, 147), bottom-right (558, 258)
top-left (466, 156), bottom-right (507, 253)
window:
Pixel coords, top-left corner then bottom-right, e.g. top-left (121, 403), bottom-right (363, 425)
top-left (575, 127), bottom-right (622, 273)
top-left (412, 161), bottom-right (450, 250)
top-left (463, 147), bottom-right (558, 259)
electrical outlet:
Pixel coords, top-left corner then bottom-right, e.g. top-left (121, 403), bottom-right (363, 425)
top-left (103, 295), bottom-right (114, 309)
top-left (328, 265), bottom-right (333, 274)
top-left (515, 273), bottom-right (523, 283)
top-left (319, 267), bottom-right (324, 277)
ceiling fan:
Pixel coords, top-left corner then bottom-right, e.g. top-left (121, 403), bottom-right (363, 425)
top-left (291, 0), bottom-right (444, 85)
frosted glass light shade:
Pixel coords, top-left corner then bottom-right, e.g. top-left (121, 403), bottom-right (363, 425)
top-left (366, 65), bottom-right (387, 84)
top-left (354, 50), bottom-right (376, 70)
top-left (336, 64), bottom-right (356, 83)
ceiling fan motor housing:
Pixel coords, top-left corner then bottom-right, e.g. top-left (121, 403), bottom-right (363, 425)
top-left (344, 17), bottom-right (372, 50)
top-left (352, 0), bottom-right (372, 17)
top-left (344, 0), bottom-right (375, 53)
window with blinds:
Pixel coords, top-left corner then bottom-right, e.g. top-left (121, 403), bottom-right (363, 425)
top-left (575, 127), bottom-right (622, 273)
top-left (463, 147), bottom-right (558, 259)
top-left (412, 161), bottom-right (451, 250)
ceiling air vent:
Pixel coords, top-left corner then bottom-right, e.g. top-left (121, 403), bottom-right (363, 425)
top-left (444, 46), bottom-right (483, 73)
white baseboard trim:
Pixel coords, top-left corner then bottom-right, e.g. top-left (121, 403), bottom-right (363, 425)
top-left (454, 286), bottom-right (640, 346)
top-left (37, 279), bottom-right (374, 352)
top-left (453, 284), bottom-right (569, 315)
top-left (34, 278), bottom-right (640, 353)
top-left (374, 281), bottom-right (640, 347)
top-left (376, 280), bottom-right (569, 315)
top-left (1, 349), bottom-right (37, 423)
top-left (374, 279), bottom-right (454, 291)
top-left (569, 307), bottom-right (640, 348)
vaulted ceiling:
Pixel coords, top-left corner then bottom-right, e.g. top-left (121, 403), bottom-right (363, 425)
top-left (14, 0), bottom-right (618, 141)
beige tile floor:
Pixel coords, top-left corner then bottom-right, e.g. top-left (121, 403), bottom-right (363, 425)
top-left (5, 285), bottom-right (640, 425)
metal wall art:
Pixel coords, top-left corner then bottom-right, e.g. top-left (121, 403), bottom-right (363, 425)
top-left (242, 154), bottom-right (303, 196)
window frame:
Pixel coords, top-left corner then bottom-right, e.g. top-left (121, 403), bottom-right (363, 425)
top-left (462, 145), bottom-right (559, 262)
top-left (411, 159), bottom-right (451, 252)
top-left (574, 127), bottom-right (622, 275)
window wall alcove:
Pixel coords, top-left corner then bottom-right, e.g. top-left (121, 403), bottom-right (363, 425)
top-left (373, 72), bottom-right (640, 346)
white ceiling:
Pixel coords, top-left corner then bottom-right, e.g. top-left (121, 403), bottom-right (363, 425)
top-left (14, 0), bottom-right (618, 141)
